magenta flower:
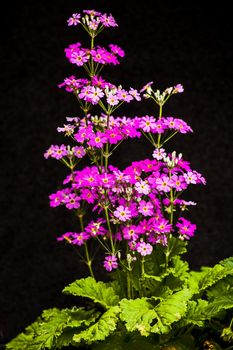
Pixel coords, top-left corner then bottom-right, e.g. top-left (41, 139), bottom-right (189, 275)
top-left (88, 86), bottom-right (104, 104)
top-left (173, 84), bottom-right (184, 93)
top-left (136, 241), bottom-right (153, 256)
top-left (155, 218), bottom-right (172, 233)
top-left (49, 191), bottom-right (64, 207)
top-left (176, 217), bottom-right (196, 239)
top-left (72, 232), bottom-right (90, 246)
top-left (70, 50), bottom-right (89, 66)
top-left (99, 14), bottom-right (118, 27)
top-left (116, 89), bottom-right (133, 102)
top-left (122, 225), bottom-right (139, 241)
top-left (88, 132), bottom-right (107, 148)
top-left (114, 205), bottom-right (132, 222)
top-left (184, 171), bottom-right (198, 184)
top-left (103, 255), bottom-right (118, 271)
top-left (156, 175), bottom-right (172, 193)
top-left (85, 219), bottom-right (107, 237)
top-left (138, 200), bottom-right (154, 217)
top-left (140, 81), bottom-right (153, 93)
top-left (105, 128), bottom-right (123, 144)
top-left (80, 189), bottom-right (96, 204)
top-left (109, 44), bottom-right (125, 57)
top-left (129, 88), bottom-right (141, 101)
top-left (67, 13), bottom-right (81, 26)
top-left (171, 174), bottom-right (188, 191)
top-left (135, 180), bottom-right (151, 195)
top-left (57, 232), bottom-right (73, 242)
top-left (64, 193), bottom-right (80, 209)
top-left (152, 148), bottom-right (167, 160)
top-left (139, 115), bottom-right (156, 132)
top-left (107, 92), bottom-right (120, 106)
top-left (72, 146), bottom-right (86, 158)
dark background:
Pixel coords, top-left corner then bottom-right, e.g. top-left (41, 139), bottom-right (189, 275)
top-left (1, 0), bottom-right (233, 344)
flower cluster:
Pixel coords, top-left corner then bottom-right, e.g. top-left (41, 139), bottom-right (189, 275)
top-left (44, 8), bottom-right (205, 274)
top-left (65, 42), bottom-right (125, 67)
top-left (67, 10), bottom-right (118, 30)
top-left (52, 155), bottom-right (205, 270)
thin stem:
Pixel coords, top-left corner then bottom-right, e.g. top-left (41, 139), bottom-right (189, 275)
top-left (104, 205), bottom-right (115, 254)
top-left (127, 271), bottom-right (132, 299)
top-left (157, 104), bottom-right (163, 147)
top-left (79, 215), bottom-right (94, 278)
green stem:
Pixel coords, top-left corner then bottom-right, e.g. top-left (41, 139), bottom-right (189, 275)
top-left (79, 215), bottom-right (94, 278)
top-left (157, 104), bottom-right (163, 147)
top-left (104, 206), bottom-right (115, 254)
top-left (127, 271), bottom-right (132, 299)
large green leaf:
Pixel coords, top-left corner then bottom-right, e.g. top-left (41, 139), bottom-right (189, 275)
top-left (198, 261), bottom-right (233, 292)
top-left (207, 275), bottom-right (233, 299)
top-left (6, 307), bottom-right (98, 350)
top-left (178, 299), bottom-right (209, 327)
top-left (120, 298), bottom-right (156, 336)
top-left (93, 331), bottom-right (160, 350)
top-left (151, 289), bottom-right (192, 334)
top-left (63, 277), bottom-right (120, 308)
top-left (73, 306), bottom-right (120, 344)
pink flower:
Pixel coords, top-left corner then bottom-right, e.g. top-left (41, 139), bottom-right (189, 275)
top-left (136, 241), bottom-right (153, 256)
top-left (176, 217), bottom-right (196, 239)
top-left (100, 14), bottom-right (118, 27)
top-left (80, 189), bottom-right (96, 204)
top-left (135, 180), bottom-right (151, 195)
top-left (70, 50), bottom-right (89, 66)
top-left (103, 255), bottom-right (118, 271)
top-left (64, 193), bottom-right (80, 209)
top-left (88, 86), bottom-right (104, 104)
top-left (88, 131), bottom-right (107, 148)
top-left (57, 232), bottom-right (73, 242)
top-left (105, 128), bottom-right (123, 144)
top-left (49, 191), bottom-right (64, 207)
top-left (155, 218), bottom-right (172, 233)
top-left (140, 81), bottom-right (153, 93)
top-left (129, 88), bottom-right (141, 101)
top-left (184, 171), bottom-right (198, 184)
top-left (85, 219), bottom-right (107, 237)
top-left (139, 115), bottom-right (156, 132)
top-left (114, 205), bottom-right (132, 222)
top-left (173, 84), bottom-right (184, 93)
top-left (152, 148), bottom-right (167, 160)
top-left (138, 200), bottom-right (154, 217)
top-left (171, 174), bottom-right (188, 191)
top-left (72, 146), bottom-right (86, 158)
top-left (116, 89), bottom-right (133, 102)
top-left (122, 225), bottom-right (140, 241)
top-left (109, 44), bottom-right (125, 57)
top-left (106, 91), bottom-right (119, 106)
top-left (72, 232), bottom-right (90, 246)
top-left (67, 13), bottom-right (81, 26)
top-left (156, 175), bottom-right (172, 193)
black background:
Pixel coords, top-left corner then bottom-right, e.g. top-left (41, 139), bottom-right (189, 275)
top-left (1, 0), bottom-right (233, 344)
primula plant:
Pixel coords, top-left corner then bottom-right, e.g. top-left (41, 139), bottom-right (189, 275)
top-left (7, 9), bottom-right (233, 350)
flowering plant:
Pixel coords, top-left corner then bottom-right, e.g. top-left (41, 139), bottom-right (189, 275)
top-left (7, 9), bottom-right (233, 350)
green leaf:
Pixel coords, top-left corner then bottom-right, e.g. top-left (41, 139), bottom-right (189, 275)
top-left (73, 306), bottom-right (120, 344)
top-left (219, 256), bottom-right (233, 269)
top-left (179, 299), bottom-right (209, 327)
top-left (63, 277), bottom-right (120, 308)
top-left (6, 307), bottom-right (98, 350)
top-left (151, 289), bottom-right (192, 334)
top-left (207, 275), bottom-right (233, 299)
top-left (187, 269), bottom-right (209, 294)
top-left (93, 331), bottom-right (160, 350)
top-left (120, 298), bottom-right (156, 336)
top-left (205, 295), bottom-right (233, 317)
top-left (168, 237), bottom-right (187, 259)
top-left (198, 260), bottom-right (233, 292)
